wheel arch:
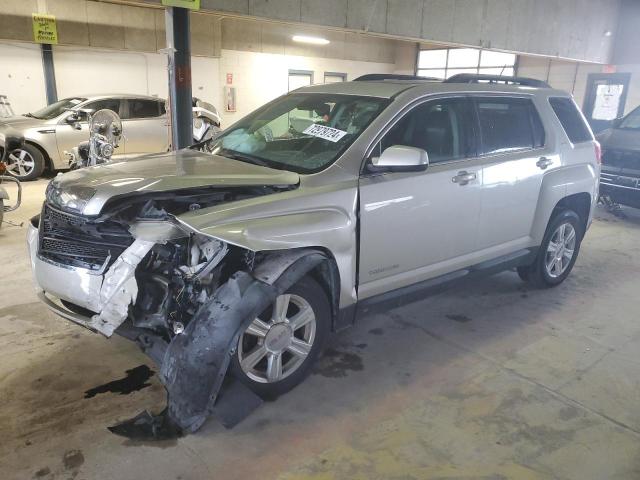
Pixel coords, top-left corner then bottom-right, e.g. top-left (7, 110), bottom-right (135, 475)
top-left (252, 247), bottom-right (343, 331)
top-left (24, 139), bottom-right (54, 172)
top-left (552, 192), bottom-right (592, 237)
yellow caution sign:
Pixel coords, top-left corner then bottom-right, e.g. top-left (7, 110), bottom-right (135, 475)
top-left (161, 0), bottom-right (201, 10)
top-left (32, 14), bottom-right (58, 44)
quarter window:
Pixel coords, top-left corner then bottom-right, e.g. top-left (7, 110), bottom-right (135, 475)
top-left (377, 98), bottom-right (474, 164)
top-left (549, 97), bottom-right (594, 142)
top-left (475, 98), bottom-right (545, 155)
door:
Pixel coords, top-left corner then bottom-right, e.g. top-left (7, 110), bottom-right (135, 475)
top-left (358, 97), bottom-right (482, 299)
top-left (120, 98), bottom-right (169, 155)
top-left (583, 73), bottom-right (631, 134)
top-left (473, 96), bottom-right (550, 253)
top-left (55, 98), bottom-right (122, 161)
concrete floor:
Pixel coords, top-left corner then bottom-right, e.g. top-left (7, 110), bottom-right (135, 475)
top-left (1, 178), bottom-right (640, 480)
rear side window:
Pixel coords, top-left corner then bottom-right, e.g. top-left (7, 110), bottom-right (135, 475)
top-left (475, 97), bottom-right (545, 155)
top-left (548, 97), bottom-right (593, 143)
top-left (125, 99), bottom-right (163, 119)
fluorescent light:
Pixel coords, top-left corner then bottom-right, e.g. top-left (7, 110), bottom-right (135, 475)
top-left (292, 35), bottom-right (330, 45)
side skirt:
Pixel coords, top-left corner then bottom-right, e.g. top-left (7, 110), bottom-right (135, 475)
top-left (348, 247), bottom-right (538, 319)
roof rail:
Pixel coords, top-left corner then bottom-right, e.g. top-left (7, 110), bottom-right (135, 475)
top-left (353, 74), bottom-right (439, 82)
top-left (444, 73), bottom-right (550, 88)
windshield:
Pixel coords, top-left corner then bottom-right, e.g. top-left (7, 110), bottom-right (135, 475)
top-left (27, 97), bottom-right (87, 120)
top-left (208, 93), bottom-right (389, 173)
top-left (619, 107), bottom-right (640, 130)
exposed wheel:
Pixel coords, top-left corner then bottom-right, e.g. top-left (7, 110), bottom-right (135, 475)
top-left (518, 210), bottom-right (582, 288)
top-left (230, 275), bottom-right (330, 399)
top-left (5, 144), bottom-right (45, 181)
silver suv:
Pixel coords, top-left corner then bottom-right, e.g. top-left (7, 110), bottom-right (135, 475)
top-left (27, 75), bottom-right (600, 437)
top-left (1, 94), bottom-right (168, 180)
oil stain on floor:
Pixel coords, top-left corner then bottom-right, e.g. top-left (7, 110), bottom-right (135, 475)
top-left (84, 365), bottom-right (155, 399)
top-left (313, 348), bottom-right (364, 378)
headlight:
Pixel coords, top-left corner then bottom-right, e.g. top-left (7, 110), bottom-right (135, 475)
top-left (46, 181), bottom-right (96, 213)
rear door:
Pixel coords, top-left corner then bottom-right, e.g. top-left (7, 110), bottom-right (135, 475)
top-left (473, 96), bottom-right (551, 253)
top-left (120, 98), bottom-right (169, 155)
top-left (358, 96), bottom-right (483, 299)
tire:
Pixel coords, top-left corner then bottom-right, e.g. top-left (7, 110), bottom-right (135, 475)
top-left (5, 143), bottom-right (45, 181)
top-left (230, 275), bottom-right (330, 399)
top-left (518, 209), bottom-right (583, 288)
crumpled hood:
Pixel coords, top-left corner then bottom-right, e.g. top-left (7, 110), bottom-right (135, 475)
top-left (50, 149), bottom-right (300, 216)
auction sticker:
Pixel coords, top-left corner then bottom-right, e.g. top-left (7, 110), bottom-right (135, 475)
top-left (303, 124), bottom-right (347, 143)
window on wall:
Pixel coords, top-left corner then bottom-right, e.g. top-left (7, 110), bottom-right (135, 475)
top-left (417, 48), bottom-right (517, 80)
top-left (324, 72), bottom-right (347, 83)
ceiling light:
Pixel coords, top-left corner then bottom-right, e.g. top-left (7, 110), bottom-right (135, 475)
top-left (604, 30), bottom-right (613, 37)
top-left (292, 35), bottom-right (330, 45)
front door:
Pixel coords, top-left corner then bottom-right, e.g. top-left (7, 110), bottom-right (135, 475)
top-left (358, 97), bottom-right (482, 299)
top-left (583, 73), bottom-right (631, 134)
top-left (55, 98), bottom-right (122, 161)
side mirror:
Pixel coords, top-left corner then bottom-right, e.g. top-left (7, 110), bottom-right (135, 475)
top-left (371, 145), bottom-right (429, 172)
top-left (66, 112), bottom-right (80, 123)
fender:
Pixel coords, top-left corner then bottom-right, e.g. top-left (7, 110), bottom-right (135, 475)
top-left (530, 164), bottom-right (597, 244)
top-left (177, 187), bottom-right (359, 310)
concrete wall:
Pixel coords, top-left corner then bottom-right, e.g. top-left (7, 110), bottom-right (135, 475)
top-left (518, 56), bottom-right (640, 116)
top-left (0, 42), bottom-right (48, 114)
top-left (613, 0), bottom-right (640, 65)
top-left (130, 0), bottom-right (620, 63)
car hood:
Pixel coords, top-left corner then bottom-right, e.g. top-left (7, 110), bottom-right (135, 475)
top-left (597, 128), bottom-right (640, 151)
top-left (49, 149), bottom-right (300, 216)
top-left (0, 115), bottom-right (46, 129)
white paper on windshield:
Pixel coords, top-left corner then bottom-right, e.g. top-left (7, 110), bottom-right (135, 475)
top-left (303, 124), bottom-right (347, 143)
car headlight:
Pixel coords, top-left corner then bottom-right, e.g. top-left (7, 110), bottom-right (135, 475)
top-left (46, 181), bottom-right (96, 213)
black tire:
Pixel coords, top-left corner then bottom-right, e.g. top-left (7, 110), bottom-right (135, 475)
top-left (518, 209), bottom-right (583, 288)
top-left (6, 143), bottom-right (45, 181)
top-left (230, 275), bottom-right (330, 399)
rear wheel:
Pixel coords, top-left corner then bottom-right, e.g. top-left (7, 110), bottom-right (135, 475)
top-left (230, 275), bottom-right (330, 399)
top-left (5, 144), bottom-right (45, 181)
top-left (518, 210), bottom-right (582, 288)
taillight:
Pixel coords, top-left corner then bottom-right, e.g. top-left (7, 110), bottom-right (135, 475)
top-left (594, 141), bottom-right (602, 165)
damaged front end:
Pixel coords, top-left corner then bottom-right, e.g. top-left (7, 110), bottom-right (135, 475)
top-left (28, 185), bottom-right (327, 439)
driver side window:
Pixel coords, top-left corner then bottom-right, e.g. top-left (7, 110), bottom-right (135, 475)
top-left (376, 98), bottom-right (474, 164)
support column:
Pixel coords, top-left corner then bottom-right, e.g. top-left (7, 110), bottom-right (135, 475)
top-left (41, 44), bottom-right (57, 105)
top-left (165, 7), bottom-right (193, 150)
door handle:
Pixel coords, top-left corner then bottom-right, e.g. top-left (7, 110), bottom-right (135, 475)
top-left (536, 157), bottom-right (553, 170)
top-left (452, 171), bottom-right (477, 186)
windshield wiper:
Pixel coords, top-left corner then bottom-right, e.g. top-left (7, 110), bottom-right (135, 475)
top-left (221, 150), bottom-right (270, 167)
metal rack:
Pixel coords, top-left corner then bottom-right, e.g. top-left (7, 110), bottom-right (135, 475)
top-left (0, 95), bottom-right (15, 118)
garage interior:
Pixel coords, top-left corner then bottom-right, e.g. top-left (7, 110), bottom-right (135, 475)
top-left (1, 1), bottom-right (640, 479)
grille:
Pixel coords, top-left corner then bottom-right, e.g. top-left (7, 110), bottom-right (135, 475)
top-left (39, 204), bottom-right (134, 269)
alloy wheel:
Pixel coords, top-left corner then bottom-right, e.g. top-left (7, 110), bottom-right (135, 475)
top-left (6, 149), bottom-right (35, 178)
top-left (545, 222), bottom-right (576, 278)
top-left (237, 293), bottom-right (316, 384)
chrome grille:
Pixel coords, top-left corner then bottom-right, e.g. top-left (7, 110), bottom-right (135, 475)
top-left (39, 204), bottom-right (133, 269)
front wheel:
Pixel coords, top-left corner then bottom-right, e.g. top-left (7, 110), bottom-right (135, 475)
top-left (230, 275), bottom-right (330, 399)
top-left (518, 210), bottom-right (582, 288)
top-left (5, 144), bottom-right (45, 181)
